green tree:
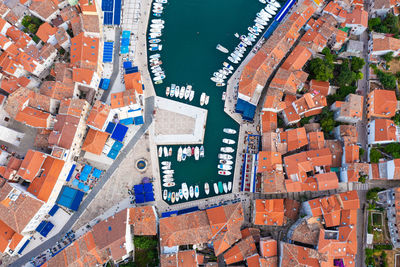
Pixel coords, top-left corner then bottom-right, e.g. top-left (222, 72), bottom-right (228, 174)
top-left (393, 112), bottom-right (400, 126)
top-left (383, 142), bottom-right (400, 158)
top-left (376, 70), bottom-right (397, 89)
top-left (368, 17), bottom-right (381, 31)
top-left (370, 148), bottom-right (383, 163)
top-left (383, 13), bottom-right (400, 34)
top-left (134, 236), bottom-right (157, 250)
top-left (337, 60), bottom-right (357, 87)
top-left (28, 24), bottom-right (38, 34)
top-left (320, 108), bottom-right (336, 134)
top-left (382, 52), bottom-right (394, 62)
top-left (359, 148), bottom-right (365, 157)
top-left (351, 57), bottom-right (365, 72)
top-left (21, 16), bottom-right (32, 28)
top-left (367, 187), bottom-right (383, 201)
top-left (309, 58), bottom-right (334, 81)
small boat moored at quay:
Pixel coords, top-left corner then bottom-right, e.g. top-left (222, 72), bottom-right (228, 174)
top-left (223, 183), bottom-right (228, 193)
top-left (158, 147), bottom-right (162, 157)
top-left (216, 44), bottom-right (229, 53)
top-left (182, 147), bottom-right (187, 161)
top-left (214, 183), bottom-right (219, 194)
top-left (163, 190), bottom-right (167, 200)
top-left (218, 170), bottom-right (231, 176)
top-left (205, 95), bottom-right (209, 105)
top-left (161, 161), bottom-right (170, 165)
top-left (164, 182), bottom-right (175, 187)
top-left (163, 146), bottom-right (168, 157)
top-left (218, 182), bottom-right (223, 193)
top-left (221, 147), bottom-right (234, 153)
top-left (223, 138), bottom-right (235, 145)
top-left (223, 128), bottom-right (237, 134)
top-left (177, 146), bottom-right (182, 162)
top-left (204, 183), bottom-right (210, 195)
top-left (179, 86), bottom-right (185, 99)
top-left (200, 92), bottom-right (206, 106)
top-left (223, 62), bottom-right (234, 71)
top-left (182, 183), bottom-right (189, 200)
top-left (163, 170), bottom-right (174, 175)
top-left (194, 146), bottom-right (200, 160)
top-left (167, 192), bottom-right (171, 201)
top-left (171, 192), bottom-right (175, 203)
top-left (195, 185), bottom-right (199, 198)
top-left (218, 164), bottom-right (232, 170)
top-left (216, 82), bottom-right (226, 87)
top-left (165, 86), bottom-right (170, 96)
top-left (228, 181), bottom-right (232, 191)
top-left (200, 145), bottom-right (205, 158)
top-left (184, 85), bottom-right (191, 99)
top-left (219, 153), bottom-right (233, 160)
top-left (189, 186), bottom-right (194, 198)
top-left (189, 90), bottom-right (195, 101)
top-left (220, 159), bottom-right (234, 165)
top-left (179, 189), bottom-right (183, 199)
top-left (149, 38), bottom-right (161, 44)
top-left (168, 147), bottom-right (172, 156)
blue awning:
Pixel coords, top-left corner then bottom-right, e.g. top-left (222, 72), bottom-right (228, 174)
top-left (143, 183), bottom-right (152, 193)
top-left (48, 204), bottom-right (59, 216)
top-left (18, 239), bottom-right (30, 254)
top-left (111, 123), bottom-right (128, 142)
top-left (92, 168), bottom-right (102, 178)
top-left (134, 116), bottom-right (144, 125)
top-left (120, 117), bottom-right (134, 125)
top-left (66, 164), bottom-right (76, 182)
top-left (105, 122), bottom-right (116, 134)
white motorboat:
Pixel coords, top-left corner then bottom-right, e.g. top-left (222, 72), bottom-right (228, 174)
top-left (223, 62), bottom-right (234, 71)
top-left (216, 44), bottom-right (229, 53)
top-left (153, 74), bottom-right (165, 80)
top-left (219, 69), bottom-right (230, 76)
top-left (177, 146), bottom-right (182, 162)
top-left (165, 86), bottom-right (170, 96)
top-left (182, 183), bottom-right (189, 200)
top-left (164, 146), bottom-right (168, 157)
top-left (194, 146), bottom-right (200, 160)
top-left (149, 38), bottom-right (161, 44)
top-left (204, 183), bottom-right (210, 195)
top-left (153, 12), bottom-right (162, 17)
top-left (228, 181), bottom-right (232, 191)
top-left (151, 19), bottom-right (165, 24)
top-left (151, 67), bottom-right (162, 73)
top-left (216, 82), bottom-right (226, 87)
top-left (260, 9), bottom-right (273, 18)
top-left (163, 190), bottom-right (167, 200)
top-left (184, 85), bottom-right (191, 99)
top-left (195, 185), bottom-right (199, 198)
top-left (205, 95), bottom-right (209, 105)
top-left (200, 145), bottom-right (205, 158)
top-left (163, 178), bottom-right (174, 183)
top-left (257, 12), bottom-right (270, 21)
top-left (248, 27), bottom-right (259, 35)
top-left (268, 0), bottom-right (281, 8)
top-left (220, 159), bottom-right (234, 165)
top-left (163, 182), bottom-right (175, 187)
top-left (149, 45), bottom-right (162, 51)
top-left (170, 86), bottom-right (175, 97)
top-left (158, 147), bottom-right (162, 157)
top-left (149, 33), bottom-right (162, 38)
top-left (175, 193), bottom-right (179, 202)
top-left (255, 23), bottom-right (265, 30)
top-left (189, 90), bottom-right (195, 101)
top-left (179, 189), bottom-right (183, 199)
top-left (162, 165), bottom-right (170, 170)
top-left (179, 86), bottom-right (185, 99)
top-left (265, 5), bottom-right (277, 15)
top-left (223, 128), bottom-right (237, 134)
top-left (169, 147), bottom-right (172, 156)
top-left (175, 86), bottom-right (180, 97)
top-left (222, 92), bottom-right (226, 100)
top-left (228, 56), bottom-right (239, 64)
top-left (233, 50), bottom-right (243, 58)
top-left (218, 164), bottom-right (232, 170)
top-left (150, 28), bottom-right (162, 33)
top-left (163, 174), bottom-right (173, 179)
top-left (214, 183), bottom-right (219, 194)
top-left (255, 17), bottom-right (268, 25)
top-left (213, 72), bottom-right (226, 79)
top-left (223, 183), bottom-right (228, 193)
top-left (221, 147), bottom-right (234, 153)
top-left (150, 54), bottom-right (160, 59)
top-left (155, 0), bottom-right (167, 3)
top-left (182, 147), bottom-right (187, 161)
top-left (161, 161), bottom-right (170, 165)
top-left (171, 192), bottom-right (175, 203)
top-left (267, 3), bottom-right (278, 11)
top-left (218, 154), bottom-right (233, 160)
top-left (223, 138), bottom-right (235, 145)
top-left (154, 80), bottom-right (163, 85)
top-left (218, 170), bottom-right (231, 176)
top-left (189, 186), bottom-right (194, 198)
top-left (211, 77), bottom-right (224, 83)
top-left (223, 67), bottom-right (233, 74)
top-left (200, 92), bottom-right (206, 106)
top-left (185, 146), bottom-right (191, 157)
top-left (150, 24), bottom-right (164, 29)
top-left (163, 170), bottom-right (174, 175)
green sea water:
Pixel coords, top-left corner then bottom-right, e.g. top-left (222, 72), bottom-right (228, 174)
top-left (150, 0), bottom-right (279, 204)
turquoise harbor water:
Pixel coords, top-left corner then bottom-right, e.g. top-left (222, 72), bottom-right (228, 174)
top-left (150, 0), bottom-right (282, 204)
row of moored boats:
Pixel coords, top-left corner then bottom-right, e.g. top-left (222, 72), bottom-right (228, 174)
top-left (163, 181), bottom-right (233, 203)
top-left (217, 128), bottom-right (237, 176)
top-left (210, 0), bottom-right (281, 86)
top-left (177, 145), bottom-right (204, 162)
top-left (149, 0), bottom-right (168, 84)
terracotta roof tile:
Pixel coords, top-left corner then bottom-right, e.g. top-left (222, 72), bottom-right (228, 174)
top-left (257, 151), bottom-right (282, 172)
top-left (36, 22), bottom-right (56, 42)
top-left (280, 127), bottom-right (308, 152)
top-left (308, 131), bottom-right (325, 150)
top-left (87, 101), bottom-right (110, 130)
top-left (58, 99), bottom-right (88, 118)
top-left (128, 206), bottom-right (157, 236)
top-left (367, 89), bottom-right (397, 118)
top-left (70, 32), bottom-right (99, 71)
top-left (29, 0), bottom-right (58, 20)
top-left (280, 242), bottom-right (322, 267)
top-left (15, 107), bottom-right (51, 128)
top-left (81, 129), bottom-right (108, 155)
top-left (17, 150), bottom-right (47, 182)
top-left (223, 235), bottom-right (257, 265)
top-left (315, 172), bottom-right (339, 191)
top-left (48, 114), bottom-right (80, 149)
top-left (39, 81), bottom-right (75, 100)
top-left (254, 199), bottom-right (285, 226)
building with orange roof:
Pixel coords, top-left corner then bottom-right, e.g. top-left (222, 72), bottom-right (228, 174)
top-left (39, 81), bottom-right (75, 101)
top-left (79, 0), bottom-right (98, 15)
top-left (46, 208), bottom-right (133, 266)
top-left (70, 32), bottom-right (99, 71)
top-left (0, 157), bottom-right (22, 182)
top-left (315, 172), bottom-right (339, 191)
top-left (58, 98), bottom-right (89, 118)
top-left (331, 94), bottom-right (363, 123)
top-left (257, 151), bottom-right (282, 173)
top-left (261, 171), bottom-right (286, 194)
top-left (223, 235), bottom-right (257, 265)
top-left (259, 237), bottom-right (277, 258)
top-left (36, 22), bottom-right (57, 43)
top-left (372, 33), bottom-right (400, 57)
top-left (334, 125), bottom-right (358, 144)
top-left (27, 156), bottom-right (65, 202)
top-left (290, 92), bottom-right (327, 119)
top-left (0, 52), bottom-right (24, 78)
top-left (262, 95), bottom-right (284, 113)
top-left (345, 6), bottom-right (368, 35)
top-left (82, 128), bottom-right (109, 155)
top-left (280, 242), bottom-right (323, 267)
top-left (307, 131), bottom-right (325, 150)
top-left (160, 250), bottom-right (204, 267)
top-left (343, 144), bottom-right (359, 164)
top-left (366, 89), bottom-right (398, 119)
top-left (110, 90), bottom-right (137, 109)
top-left (124, 72), bottom-right (144, 95)
top-left (371, 159), bottom-right (400, 180)
top-left (372, 0), bottom-right (399, 16)
top-left (16, 150), bottom-right (47, 182)
top-left (73, 67), bottom-right (100, 88)
top-left (281, 105), bottom-right (301, 125)
top-left (128, 206), bottom-right (157, 236)
top-left (86, 100), bottom-right (111, 131)
top-left (339, 162), bottom-right (369, 182)
top-left (281, 45), bottom-right (313, 71)
top-left (309, 79), bottom-right (331, 96)
top-left (279, 127), bottom-right (308, 152)
top-left (15, 106), bottom-right (53, 129)
top-left (260, 111), bottom-right (277, 132)
top-left (367, 118), bottom-right (399, 144)
top-left (29, 0), bottom-right (59, 23)
top-left (254, 199), bottom-right (285, 226)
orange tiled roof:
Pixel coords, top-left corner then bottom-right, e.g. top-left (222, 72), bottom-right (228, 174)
top-left (281, 45), bottom-right (312, 71)
top-left (373, 119), bottom-right (397, 142)
top-left (110, 90), bottom-right (137, 109)
top-left (49, 114), bottom-right (80, 149)
top-left (257, 151), bottom-right (282, 173)
top-left (309, 80), bottom-right (330, 96)
top-left (315, 172), bottom-right (339, 191)
top-left (280, 127), bottom-right (308, 152)
top-left (58, 98), bottom-right (87, 118)
top-left (29, 0), bottom-right (57, 20)
top-left (367, 89), bottom-right (397, 118)
top-left (82, 128), bottom-right (109, 155)
top-left (345, 144), bottom-right (359, 163)
top-left (70, 32), bottom-right (99, 71)
top-left (17, 150), bottom-right (47, 182)
top-left (36, 22), bottom-right (56, 42)
top-left (124, 72), bottom-right (144, 94)
top-left (254, 199), bottom-right (285, 226)
top-left (223, 235), bottom-right (257, 265)
top-left (308, 131), bottom-right (325, 150)
top-left (0, 219), bottom-right (16, 252)
top-left (79, 0), bottom-right (97, 13)
top-left (39, 81), bottom-right (75, 100)
top-left (129, 206), bottom-right (157, 236)
top-left (15, 107), bottom-right (50, 128)
top-left (280, 242), bottom-right (322, 267)
top-left (27, 156), bottom-right (65, 202)
top-left (87, 100), bottom-right (110, 130)
top-left (345, 6), bottom-right (368, 28)
top-left (260, 237), bottom-right (277, 258)
top-left (260, 111), bottom-right (277, 132)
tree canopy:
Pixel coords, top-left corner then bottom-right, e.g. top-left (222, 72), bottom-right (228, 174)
top-left (376, 70), bottom-right (397, 89)
top-left (308, 57), bottom-right (334, 81)
top-left (370, 148), bottom-right (383, 163)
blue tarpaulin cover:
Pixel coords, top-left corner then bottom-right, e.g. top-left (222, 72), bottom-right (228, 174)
top-left (144, 193), bottom-right (155, 202)
top-left (123, 61), bottom-right (132, 69)
top-left (57, 186), bottom-right (84, 211)
top-left (120, 117), bottom-right (134, 125)
top-left (48, 204), bottom-right (59, 216)
top-left (101, 0), bottom-right (114, 11)
top-left (135, 194), bottom-right (145, 203)
top-left (134, 116), bottom-right (144, 125)
top-left (134, 184), bottom-right (143, 194)
top-left (66, 164), bottom-right (76, 182)
top-left (143, 183), bottom-right (152, 192)
top-left (111, 123), bottom-right (128, 142)
top-left (105, 122), bottom-right (116, 134)
top-left (113, 0), bottom-right (121, 25)
top-left (92, 168), bottom-right (102, 178)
